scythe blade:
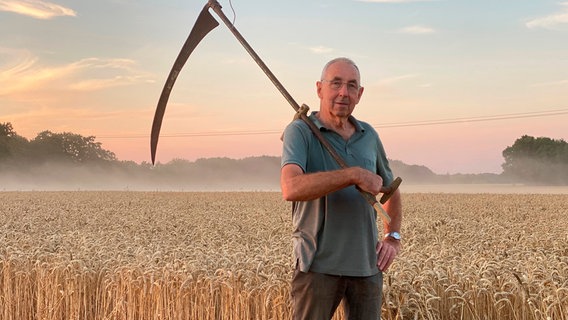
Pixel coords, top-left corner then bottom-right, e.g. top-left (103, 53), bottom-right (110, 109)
top-left (151, 4), bottom-right (219, 165)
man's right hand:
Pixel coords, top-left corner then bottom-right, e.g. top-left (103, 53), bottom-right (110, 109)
top-left (350, 167), bottom-right (384, 195)
top-left (281, 164), bottom-right (384, 201)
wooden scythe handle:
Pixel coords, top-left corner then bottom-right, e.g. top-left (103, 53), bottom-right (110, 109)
top-left (208, 1), bottom-right (402, 224)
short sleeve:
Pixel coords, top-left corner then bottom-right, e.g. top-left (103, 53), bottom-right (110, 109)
top-left (281, 120), bottom-right (310, 173)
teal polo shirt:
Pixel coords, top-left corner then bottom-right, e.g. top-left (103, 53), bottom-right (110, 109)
top-left (281, 111), bottom-right (394, 277)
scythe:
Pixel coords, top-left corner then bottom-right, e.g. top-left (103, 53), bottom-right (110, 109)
top-left (151, 0), bottom-right (401, 224)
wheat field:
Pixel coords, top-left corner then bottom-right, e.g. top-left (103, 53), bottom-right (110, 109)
top-left (0, 191), bottom-right (566, 319)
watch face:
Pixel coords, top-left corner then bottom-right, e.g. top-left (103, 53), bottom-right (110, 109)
top-left (389, 232), bottom-right (401, 240)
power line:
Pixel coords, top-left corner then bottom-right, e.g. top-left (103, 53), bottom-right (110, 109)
top-left (99, 129), bottom-right (281, 139)
top-left (373, 108), bottom-right (568, 128)
top-left (98, 108), bottom-right (568, 139)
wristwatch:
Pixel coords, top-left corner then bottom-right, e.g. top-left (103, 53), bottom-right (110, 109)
top-left (384, 232), bottom-right (401, 241)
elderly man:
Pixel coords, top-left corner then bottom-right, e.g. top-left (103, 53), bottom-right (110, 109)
top-left (280, 57), bottom-right (402, 320)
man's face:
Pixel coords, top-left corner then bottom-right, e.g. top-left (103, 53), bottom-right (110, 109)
top-left (317, 61), bottom-right (364, 118)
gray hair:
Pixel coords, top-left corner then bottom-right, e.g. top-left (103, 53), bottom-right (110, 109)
top-left (320, 57), bottom-right (360, 81)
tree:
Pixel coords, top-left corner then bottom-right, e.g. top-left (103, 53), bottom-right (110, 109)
top-left (0, 122), bottom-right (29, 162)
top-left (29, 131), bottom-right (117, 163)
top-left (502, 135), bottom-right (568, 184)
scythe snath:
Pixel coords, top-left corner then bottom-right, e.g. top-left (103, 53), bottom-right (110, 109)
top-left (151, 0), bottom-right (401, 224)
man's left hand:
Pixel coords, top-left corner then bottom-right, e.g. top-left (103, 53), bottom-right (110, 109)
top-left (376, 238), bottom-right (401, 272)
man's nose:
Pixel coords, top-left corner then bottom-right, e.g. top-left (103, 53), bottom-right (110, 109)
top-left (338, 83), bottom-right (350, 96)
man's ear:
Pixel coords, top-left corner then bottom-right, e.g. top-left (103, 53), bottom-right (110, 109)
top-left (316, 81), bottom-right (323, 99)
top-left (357, 86), bottom-right (364, 100)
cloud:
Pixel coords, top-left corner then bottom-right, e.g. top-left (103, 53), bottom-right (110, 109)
top-left (376, 74), bottom-right (420, 86)
top-left (530, 79), bottom-right (568, 87)
top-left (355, 0), bottom-right (436, 3)
top-left (66, 58), bottom-right (154, 91)
top-left (397, 25), bottom-right (436, 34)
top-left (525, 2), bottom-right (568, 30)
top-left (0, 47), bottom-right (45, 95)
top-left (0, 0), bottom-right (75, 19)
top-left (309, 45), bottom-right (334, 54)
top-left (0, 50), bottom-right (152, 96)
top-left (0, 0), bottom-right (76, 19)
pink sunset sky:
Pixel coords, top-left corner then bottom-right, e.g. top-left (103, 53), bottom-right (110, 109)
top-left (1, 0), bottom-right (567, 174)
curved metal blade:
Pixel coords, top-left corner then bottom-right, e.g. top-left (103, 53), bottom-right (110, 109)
top-left (151, 4), bottom-right (219, 164)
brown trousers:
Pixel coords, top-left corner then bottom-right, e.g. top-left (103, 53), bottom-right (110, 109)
top-left (291, 268), bottom-right (383, 320)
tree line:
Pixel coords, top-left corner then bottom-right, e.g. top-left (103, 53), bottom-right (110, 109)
top-left (1, 122), bottom-right (567, 185)
top-left (0, 122), bottom-right (116, 166)
top-left (502, 135), bottom-right (568, 185)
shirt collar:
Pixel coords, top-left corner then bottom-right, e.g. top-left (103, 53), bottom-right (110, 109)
top-left (309, 111), bottom-right (365, 133)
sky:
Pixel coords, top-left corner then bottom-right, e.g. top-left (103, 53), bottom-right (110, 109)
top-left (1, 0), bottom-right (567, 174)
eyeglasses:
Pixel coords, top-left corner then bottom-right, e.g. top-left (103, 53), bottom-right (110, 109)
top-left (321, 79), bottom-right (360, 93)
